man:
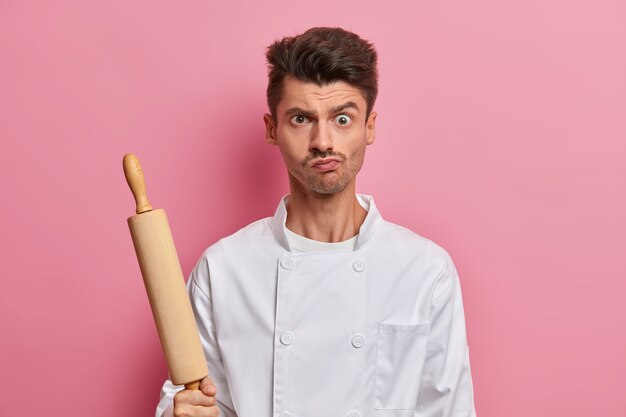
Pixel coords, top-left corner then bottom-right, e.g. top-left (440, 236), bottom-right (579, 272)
top-left (157, 27), bottom-right (476, 417)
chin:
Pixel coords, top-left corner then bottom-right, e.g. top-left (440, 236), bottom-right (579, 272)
top-left (308, 180), bottom-right (350, 195)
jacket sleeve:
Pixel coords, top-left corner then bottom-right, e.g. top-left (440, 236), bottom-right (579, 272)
top-left (415, 267), bottom-right (477, 417)
top-left (155, 254), bottom-right (238, 417)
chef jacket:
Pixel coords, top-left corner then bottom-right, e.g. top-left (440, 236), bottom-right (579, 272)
top-left (156, 194), bottom-right (477, 417)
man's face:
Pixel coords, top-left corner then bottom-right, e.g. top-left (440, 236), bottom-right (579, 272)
top-left (264, 76), bottom-right (377, 195)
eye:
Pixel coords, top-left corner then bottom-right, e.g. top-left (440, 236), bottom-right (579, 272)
top-left (335, 114), bottom-right (352, 126)
top-left (290, 115), bottom-right (310, 125)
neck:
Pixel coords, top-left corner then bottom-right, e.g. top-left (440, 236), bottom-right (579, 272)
top-left (285, 177), bottom-right (367, 243)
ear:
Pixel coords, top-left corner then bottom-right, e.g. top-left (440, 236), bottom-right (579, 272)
top-left (365, 111), bottom-right (377, 145)
top-left (263, 113), bottom-right (278, 146)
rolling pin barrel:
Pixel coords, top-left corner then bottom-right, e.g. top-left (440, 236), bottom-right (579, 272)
top-left (124, 154), bottom-right (208, 388)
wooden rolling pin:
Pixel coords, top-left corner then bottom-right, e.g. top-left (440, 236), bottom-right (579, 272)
top-left (124, 153), bottom-right (208, 390)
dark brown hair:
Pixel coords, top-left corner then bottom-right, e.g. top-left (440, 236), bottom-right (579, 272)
top-left (265, 27), bottom-right (378, 122)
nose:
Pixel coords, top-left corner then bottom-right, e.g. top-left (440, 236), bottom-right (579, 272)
top-left (309, 121), bottom-right (334, 154)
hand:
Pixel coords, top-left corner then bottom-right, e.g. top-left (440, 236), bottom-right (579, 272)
top-left (173, 376), bottom-right (220, 417)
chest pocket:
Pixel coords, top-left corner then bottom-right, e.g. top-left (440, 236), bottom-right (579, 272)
top-left (374, 322), bottom-right (430, 410)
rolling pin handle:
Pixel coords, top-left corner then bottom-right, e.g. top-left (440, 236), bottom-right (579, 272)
top-left (123, 153), bottom-right (153, 214)
top-left (185, 380), bottom-right (201, 390)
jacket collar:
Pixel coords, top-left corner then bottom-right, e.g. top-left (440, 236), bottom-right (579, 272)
top-left (271, 194), bottom-right (383, 252)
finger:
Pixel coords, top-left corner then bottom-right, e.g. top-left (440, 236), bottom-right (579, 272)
top-left (189, 390), bottom-right (216, 407)
top-left (200, 376), bottom-right (217, 397)
top-left (175, 389), bottom-right (215, 407)
top-left (189, 404), bottom-right (221, 417)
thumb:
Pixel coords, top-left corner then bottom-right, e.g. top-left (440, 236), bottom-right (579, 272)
top-left (199, 375), bottom-right (217, 397)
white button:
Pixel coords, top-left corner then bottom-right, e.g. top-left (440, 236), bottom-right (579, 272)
top-left (351, 334), bottom-right (365, 348)
top-left (353, 260), bottom-right (365, 272)
top-left (281, 257), bottom-right (295, 270)
top-left (347, 412), bottom-right (361, 417)
top-left (280, 332), bottom-right (294, 345)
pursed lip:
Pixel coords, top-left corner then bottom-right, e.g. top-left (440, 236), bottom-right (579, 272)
top-left (310, 157), bottom-right (342, 172)
top-left (311, 157), bottom-right (341, 167)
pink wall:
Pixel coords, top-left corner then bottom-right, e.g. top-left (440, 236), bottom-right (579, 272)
top-left (1, 1), bottom-right (625, 416)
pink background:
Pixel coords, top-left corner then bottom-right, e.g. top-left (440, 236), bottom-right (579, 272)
top-left (1, 1), bottom-right (625, 416)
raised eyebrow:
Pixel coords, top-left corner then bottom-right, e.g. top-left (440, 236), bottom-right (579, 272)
top-left (331, 101), bottom-right (360, 114)
top-left (285, 107), bottom-right (317, 118)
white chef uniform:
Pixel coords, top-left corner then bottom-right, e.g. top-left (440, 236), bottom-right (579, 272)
top-left (156, 194), bottom-right (476, 417)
